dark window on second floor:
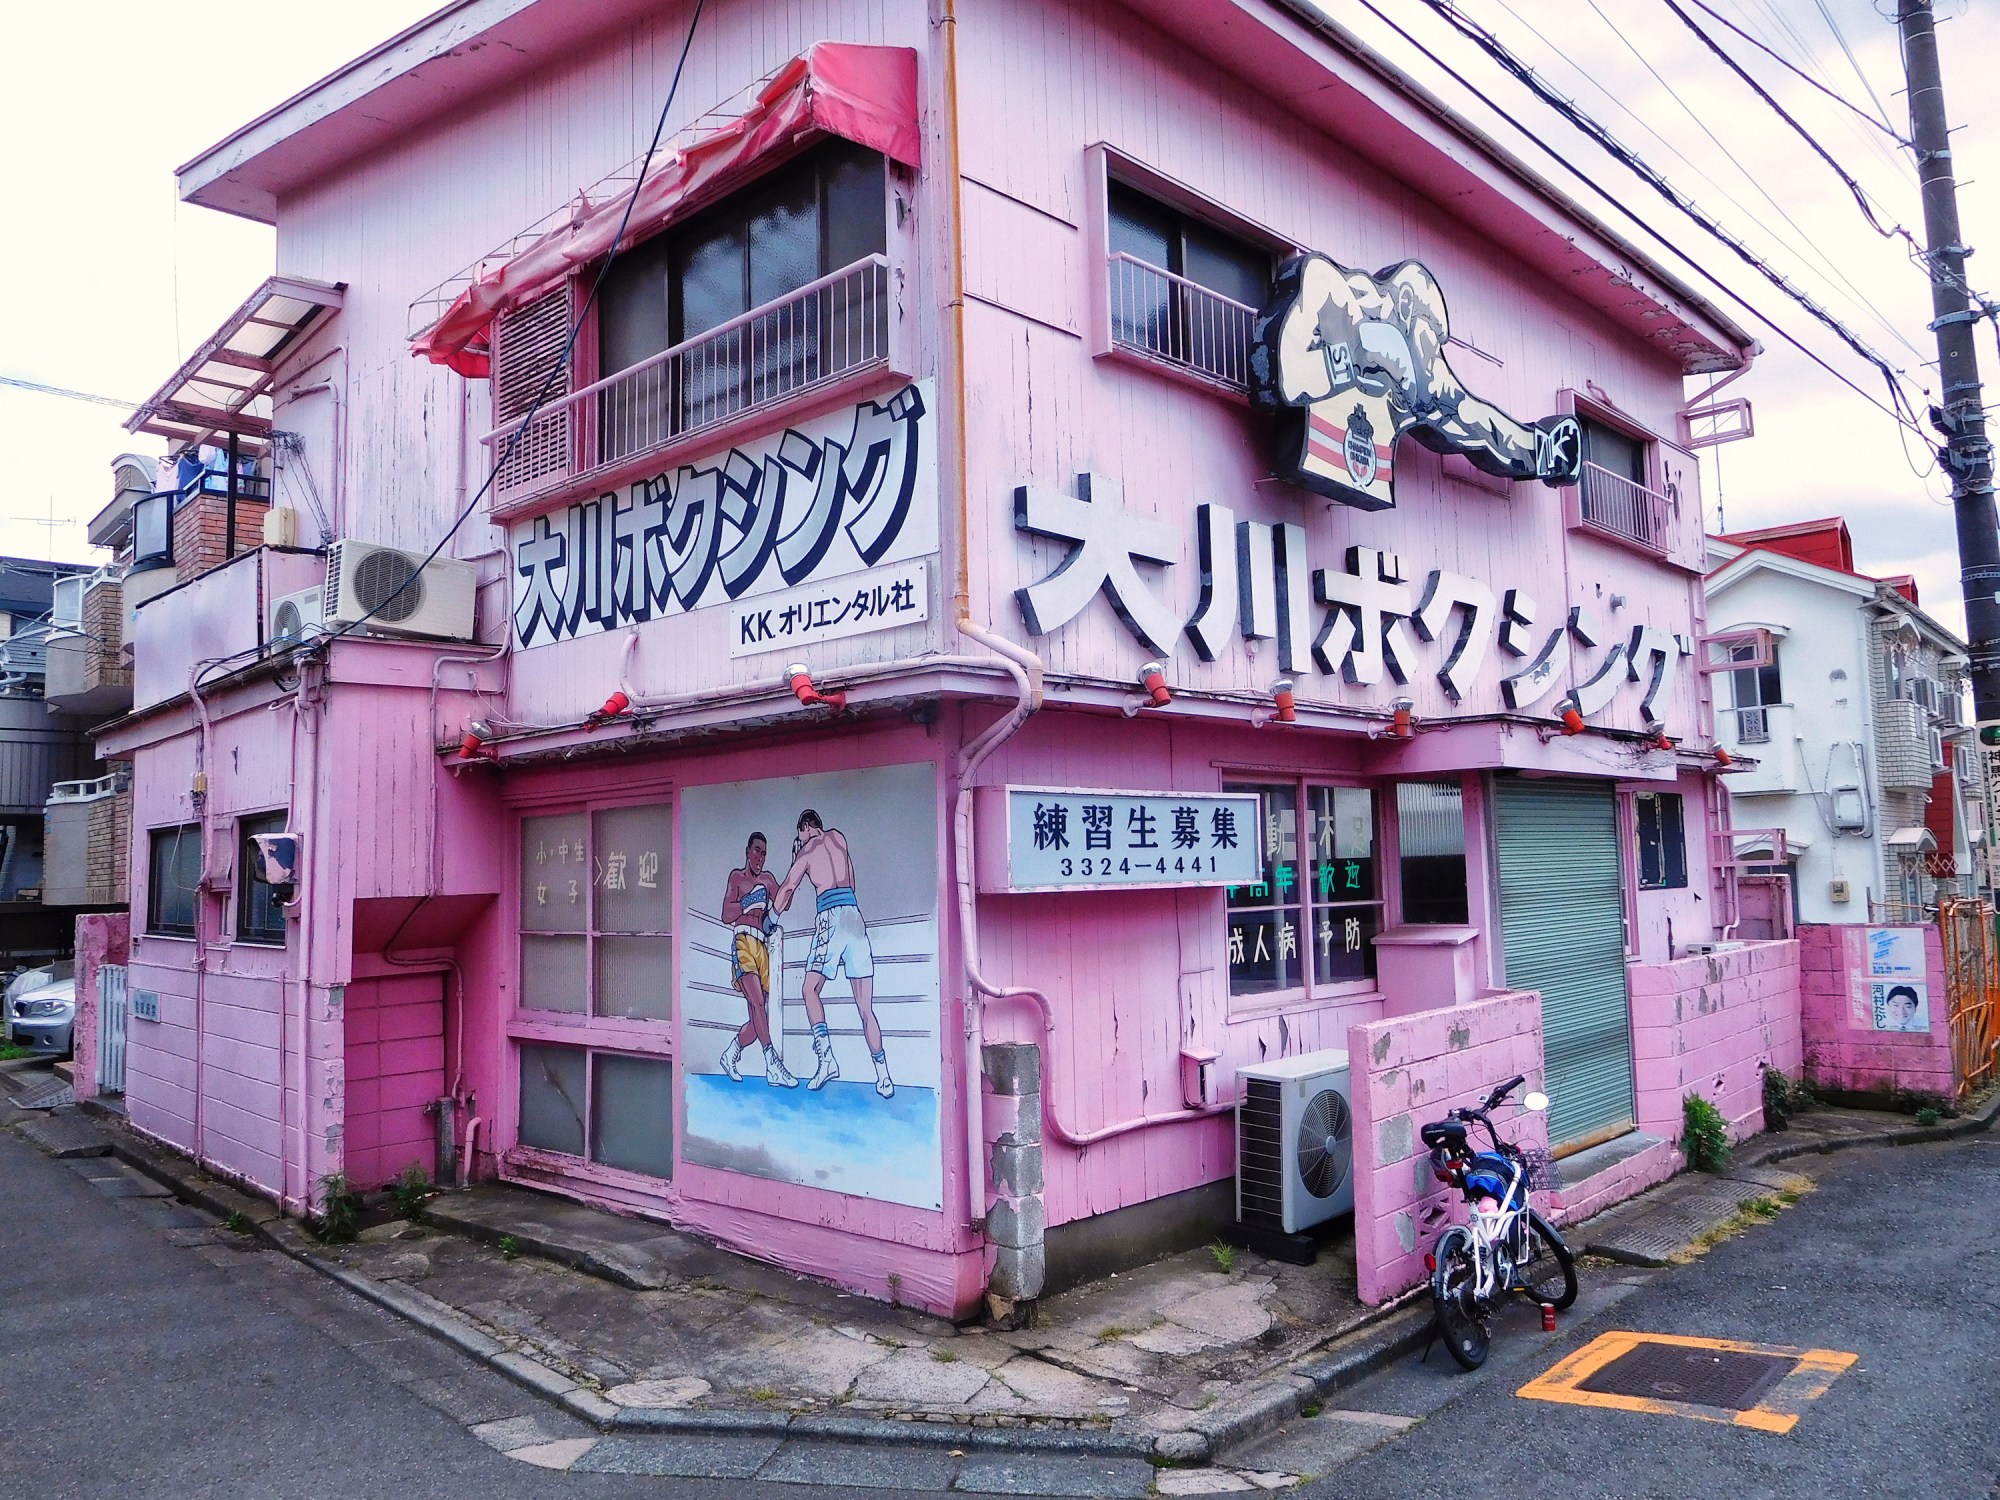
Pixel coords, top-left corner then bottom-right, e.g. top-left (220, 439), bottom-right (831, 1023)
top-left (1730, 640), bottom-right (1782, 709)
top-left (1580, 416), bottom-right (1646, 484)
top-left (147, 824), bottom-right (200, 937)
top-left (1107, 183), bottom-right (1270, 387)
top-left (1636, 793), bottom-right (1689, 890)
top-left (237, 811), bottom-right (290, 946)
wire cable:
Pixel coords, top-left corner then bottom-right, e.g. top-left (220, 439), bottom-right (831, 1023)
top-left (317, 0), bottom-right (708, 648)
top-left (1418, 0), bottom-right (1926, 432)
top-left (1687, 0), bottom-right (1907, 141)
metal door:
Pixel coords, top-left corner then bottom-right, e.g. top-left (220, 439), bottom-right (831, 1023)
top-left (96, 964), bottom-right (129, 1096)
top-left (1493, 778), bottom-right (1634, 1146)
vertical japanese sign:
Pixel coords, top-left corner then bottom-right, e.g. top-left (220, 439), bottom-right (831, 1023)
top-left (511, 381), bottom-right (936, 649)
top-left (998, 788), bottom-right (1261, 891)
top-left (678, 763), bottom-right (941, 1210)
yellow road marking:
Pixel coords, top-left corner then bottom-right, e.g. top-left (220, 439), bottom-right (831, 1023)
top-left (1517, 1331), bottom-right (1858, 1434)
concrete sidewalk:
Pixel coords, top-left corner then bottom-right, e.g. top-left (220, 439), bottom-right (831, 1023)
top-left (7, 1058), bottom-right (1993, 1475)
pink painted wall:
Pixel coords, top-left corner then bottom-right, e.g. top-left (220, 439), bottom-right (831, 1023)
top-left (1345, 990), bottom-right (1547, 1306)
top-left (342, 971), bottom-right (446, 1191)
top-left (1799, 923), bottom-right (1955, 1102)
top-left (1628, 940), bottom-right (1802, 1142)
top-left (69, 911), bottom-right (130, 1102)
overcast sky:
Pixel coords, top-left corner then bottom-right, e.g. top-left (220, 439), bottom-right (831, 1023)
top-left (2, 0), bottom-right (1993, 632)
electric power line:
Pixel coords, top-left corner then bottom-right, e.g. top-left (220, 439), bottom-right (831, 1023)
top-left (0, 375), bottom-right (139, 411)
top-left (1688, 0), bottom-right (1906, 141)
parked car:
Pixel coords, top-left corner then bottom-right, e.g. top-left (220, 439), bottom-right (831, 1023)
top-left (6, 962), bottom-right (76, 1058)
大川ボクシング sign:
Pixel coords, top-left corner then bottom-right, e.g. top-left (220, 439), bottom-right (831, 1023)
top-left (978, 787), bottom-right (1261, 892)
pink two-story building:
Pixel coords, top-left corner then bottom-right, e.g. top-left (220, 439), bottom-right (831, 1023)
top-left (102, 0), bottom-right (1795, 1318)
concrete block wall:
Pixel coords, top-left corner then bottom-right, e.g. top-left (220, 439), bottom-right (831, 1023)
top-left (69, 911), bottom-right (130, 1103)
top-left (1799, 923), bottom-right (1954, 1102)
top-left (982, 1041), bottom-right (1046, 1313)
top-left (1345, 990), bottom-right (1546, 1305)
top-left (1628, 939), bottom-right (1802, 1142)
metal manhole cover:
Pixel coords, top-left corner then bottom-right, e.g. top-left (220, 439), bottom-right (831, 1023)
top-left (1578, 1342), bottom-right (1796, 1411)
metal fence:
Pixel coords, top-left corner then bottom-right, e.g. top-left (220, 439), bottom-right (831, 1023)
top-left (1940, 900), bottom-right (2000, 1100)
top-left (96, 963), bottom-right (128, 1096)
top-left (1577, 462), bottom-right (1668, 553)
top-left (1107, 253), bottom-right (1257, 392)
top-left (489, 255), bottom-right (891, 508)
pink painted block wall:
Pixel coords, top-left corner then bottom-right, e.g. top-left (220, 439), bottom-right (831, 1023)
top-left (1628, 939), bottom-right (1802, 1142)
top-left (69, 912), bottom-right (130, 1102)
top-left (1345, 990), bottom-right (1546, 1306)
top-left (342, 972), bottom-right (446, 1191)
top-left (1798, 924), bottom-right (1955, 1102)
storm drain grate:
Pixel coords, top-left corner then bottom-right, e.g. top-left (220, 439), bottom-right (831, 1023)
top-left (13, 1078), bottom-right (75, 1111)
top-left (1578, 1342), bottom-right (1796, 1411)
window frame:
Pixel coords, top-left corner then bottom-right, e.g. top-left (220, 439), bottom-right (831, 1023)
top-left (234, 810), bottom-right (291, 946)
top-left (145, 828), bottom-right (201, 936)
top-left (1635, 792), bottom-right (1690, 891)
top-left (1085, 144), bottom-right (1285, 398)
top-left (1222, 775), bottom-right (1388, 1009)
top-left (514, 1040), bottom-right (677, 1183)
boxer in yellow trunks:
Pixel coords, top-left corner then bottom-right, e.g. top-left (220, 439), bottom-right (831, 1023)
top-left (718, 833), bottom-right (798, 1088)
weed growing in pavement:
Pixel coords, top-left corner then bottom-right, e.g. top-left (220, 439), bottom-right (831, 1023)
top-left (499, 1234), bottom-right (520, 1260)
top-left (391, 1162), bottom-right (433, 1218)
top-left (1681, 1092), bottom-right (1731, 1173)
top-left (1761, 1065), bottom-right (1805, 1131)
top-left (750, 1386), bottom-right (781, 1403)
top-left (1915, 1106), bottom-right (1943, 1126)
top-left (1670, 1186), bottom-right (1807, 1263)
top-left (1209, 1239), bottom-right (1237, 1274)
top-left (314, 1173), bottom-right (361, 1244)
top-left (931, 1348), bottom-right (959, 1363)
top-left (1097, 1324), bottom-right (1134, 1341)
top-left (224, 1210), bottom-right (253, 1235)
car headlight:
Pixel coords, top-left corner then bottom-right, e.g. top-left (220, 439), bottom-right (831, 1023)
top-left (20, 999), bottom-right (65, 1018)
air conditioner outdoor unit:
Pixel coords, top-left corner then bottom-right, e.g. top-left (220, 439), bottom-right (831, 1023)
top-left (323, 541), bottom-right (477, 641)
top-left (267, 585), bottom-right (325, 652)
top-left (1930, 728), bottom-right (1947, 772)
top-left (1236, 1049), bottom-right (1354, 1235)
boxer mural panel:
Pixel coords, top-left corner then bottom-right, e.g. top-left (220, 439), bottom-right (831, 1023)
top-left (679, 763), bottom-right (942, 1210)
top-left (1251, 253), bottom-right (1582, 510)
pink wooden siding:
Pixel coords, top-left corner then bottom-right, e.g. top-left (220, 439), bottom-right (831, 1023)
top-left (342, 972), bottom-right (446, 1191)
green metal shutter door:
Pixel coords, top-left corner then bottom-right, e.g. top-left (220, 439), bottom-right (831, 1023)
top-left (1493, 778), bottom-right (1634, 1146)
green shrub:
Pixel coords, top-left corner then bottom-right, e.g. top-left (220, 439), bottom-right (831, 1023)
top-left (391, 1162), bottom-right (432, 1219)
top-left (314, 1172), bottom-right (361, 1244)
top-left (1915, 1106), bottom-right (1942, 1127)
top-left (1681, 1093), bottom-right (1732, 1173)
top-left (1761, 1065), bottom-right (1800, 1131)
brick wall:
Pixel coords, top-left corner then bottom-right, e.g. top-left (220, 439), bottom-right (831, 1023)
top-left (1346, 991), bottom-right (1547, 1305)
top-left (1799, 923), bottom-right (1954, 1102)
top-left (84, 787), bottom-right (131, 905)
top-left (173, 491), bottom-right (271, 583)
top-left (1628, 939), bottom-right (1802, 1141)
top-left (81, 578), bottom-right (131, 690)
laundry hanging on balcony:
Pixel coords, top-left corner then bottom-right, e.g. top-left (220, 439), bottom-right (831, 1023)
top-left (411, 42), bottom-right (920, 378)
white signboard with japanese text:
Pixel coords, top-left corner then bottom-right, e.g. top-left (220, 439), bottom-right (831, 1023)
top-left (510, 381), bottom-right (936, 649)
top-left (1866, 927), bottom-right (1925, 981)
top-left (727, 558), bottom-right (928, 658)
top-left (990, 787), bottom-right (1261, 892)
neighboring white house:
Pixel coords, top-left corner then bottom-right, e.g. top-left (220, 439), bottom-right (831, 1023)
top-left (1707, 518), bottom-right (1989, 925)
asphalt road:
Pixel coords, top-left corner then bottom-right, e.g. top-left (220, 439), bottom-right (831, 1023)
top-left (1246, 1135), bottom-right (2000, 1500)
top-left (0, 1128), bottom-right (978, 1500)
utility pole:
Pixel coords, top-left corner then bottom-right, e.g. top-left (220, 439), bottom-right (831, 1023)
top-left (1899, 0), bottom-right (2000, 723)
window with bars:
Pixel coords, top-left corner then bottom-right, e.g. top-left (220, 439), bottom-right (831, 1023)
top-left (1224, 782), bottom-right (1380, 998)
top-left (1106, 181), bottom-right (1269, 390)
top-left (1636, 792), bottom-right (1689, 890)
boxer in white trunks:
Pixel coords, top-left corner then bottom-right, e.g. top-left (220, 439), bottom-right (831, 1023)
top-left (772, 809), bottom-right (893, 1097)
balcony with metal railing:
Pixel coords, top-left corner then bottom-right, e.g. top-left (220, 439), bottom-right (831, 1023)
top-left (487, 255), bottom-right (892, 511)
top-left (1105, 253), bottom-right (1257, 393)
top-left (1571, 461), bottom-right (1670, 555)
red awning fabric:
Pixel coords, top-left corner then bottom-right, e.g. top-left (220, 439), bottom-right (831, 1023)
top-left (413, 42), bottom-right (920, 377)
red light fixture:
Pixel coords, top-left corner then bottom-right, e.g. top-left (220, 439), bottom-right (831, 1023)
top-left (1652, 730), bottom-right (1674, 752)
top-left (1559, 706), bottom-right (1586, 736)
top-left (1271, 678), bottom-right (1296, 723)
top-left (1715, 746), bottom-right (1734, 766)
top-left (1138, 661), bottom-right (1171, 708)
top-left (585, 689), bottom-right (631, 728)
top-left (1391, 696), bottom-right (1415, 740)
top-left (458, 719), bottom-right (497, 761)
top-left (787, 663), bottom-right (847, 711)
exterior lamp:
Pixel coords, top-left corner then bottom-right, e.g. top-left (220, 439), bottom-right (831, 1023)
top-left (459, 719), bottom-right (497, 761)
top-left (1271, 678), bottom-right (1297, 723)
top-left (1137, 662), bottom-right (1172, 708)
top-left (1652, 730), bottom-right (1674, 752)
top-left (1715, 746), bottom-right (1734, 766)
top-left (787, 663), bottom-right (847, 711)
top-left (1559, 705), bottom-right (1586, 736)
top-left (1390, 697), bottom-right (1415, 739)
top-left (585, 690), bottom-right (631, 728)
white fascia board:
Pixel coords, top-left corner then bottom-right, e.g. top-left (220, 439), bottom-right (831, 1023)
top-left (1704, 549), bottom-right (1876, 602)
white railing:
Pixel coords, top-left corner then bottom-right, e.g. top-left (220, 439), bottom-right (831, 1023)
top-left (97, 964), bottom-right (129, 1096)
top-left (1107, 253), bottom-right (1257, 391)
top-left (1576, 461), bottom-right (1669, 554)
top-left (486, 255), bottom-right (891, 508)
top-left (1733, 705), bottom-right (1771, 744)
top-left (49, 771), bottom-right (128, 804)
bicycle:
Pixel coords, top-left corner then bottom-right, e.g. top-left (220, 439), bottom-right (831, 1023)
top-left (1419, 1073), bottom-right (1577, 1370)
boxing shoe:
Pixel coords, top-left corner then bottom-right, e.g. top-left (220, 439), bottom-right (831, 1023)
top-left (720, 1037), bottom-right (745, 1082)
top-left (807, 1036), bottom-right (840, 1091)
top-left (765, 1049), bottom-right (799, 1089)
top-left (873, 1057), bottom-right (895, 1099)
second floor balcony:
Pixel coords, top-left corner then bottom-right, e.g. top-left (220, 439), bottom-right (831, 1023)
top-left (1106, 251), bottom-right (1258, 393)
top-left (1717, 702), bottom-right (1798, 795)
top-left (487, 254), bottom-right (893, 512)
top-left (1573, 461), bottom-right (1671, 556)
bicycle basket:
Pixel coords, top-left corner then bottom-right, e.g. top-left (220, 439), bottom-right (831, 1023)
top-left (1520, 1147), bottom-right (1561, 1192)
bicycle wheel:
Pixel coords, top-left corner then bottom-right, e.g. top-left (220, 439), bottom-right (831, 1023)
top-left (1520, 1209), bottom-right (1578, 1311)
top-left (1430, 1227), bottom-right (1490, 1370)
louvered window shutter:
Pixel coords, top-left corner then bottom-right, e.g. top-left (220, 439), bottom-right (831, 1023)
top-left (491, 284), bottom-right (574, 498)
